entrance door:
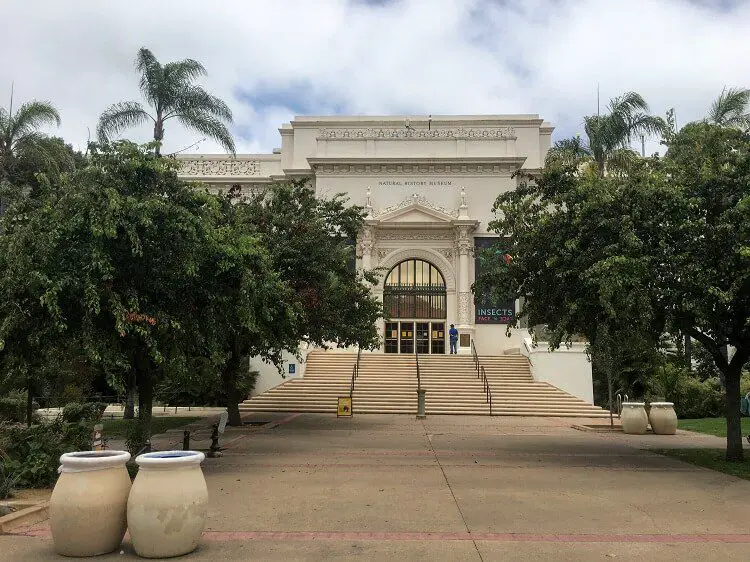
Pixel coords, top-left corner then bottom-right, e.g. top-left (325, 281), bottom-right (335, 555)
top-left (385, 322), bottom-right (399, 354)
top-left (431, 322), bottom-right (445, 354)
top-left (399, 322), bottom-right (414, 354)
top-left (383, 258), bottom-right (448, 354)
top-left (416, 322), bottom-right (430, 354)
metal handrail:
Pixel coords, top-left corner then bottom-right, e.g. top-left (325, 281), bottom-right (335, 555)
top-left (349, 347), bottom-right (362, 401)
top-left (471, 342), bottom-right (493, 416)
top-left (615, 393), bottom-right (628, 417)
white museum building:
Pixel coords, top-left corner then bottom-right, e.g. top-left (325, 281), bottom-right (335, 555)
top-left (178, 115), bottom-right (601, 415)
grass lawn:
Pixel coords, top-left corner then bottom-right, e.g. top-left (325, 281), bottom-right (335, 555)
top-left (102, 416), bottom-right (201, 439)
top-left (654, 448), bottom-right (750, 481)
top-left (678, 417), bottom-right (750, 437)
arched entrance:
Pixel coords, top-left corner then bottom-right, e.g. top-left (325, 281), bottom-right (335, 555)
top-left (383, 259), bottom-right (447, 354)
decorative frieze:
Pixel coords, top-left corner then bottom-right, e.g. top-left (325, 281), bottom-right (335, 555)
top-left (179, 158), bottom-right (261, 177)
top-left (377, 229), bottom-right (454, 241)
top-left (313, 163), bottom-right (515, 176)
top-left (317, 127), bottom-right (516, 141)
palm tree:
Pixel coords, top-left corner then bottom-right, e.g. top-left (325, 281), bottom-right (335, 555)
top-left (707, 86), bottom-right (750, 130)
top-left (0, 95), bottom-right (67, 183)
top-left (97, 48), bottom-right (235, 156)
top-left (548, 92), bottom-right (667, 178)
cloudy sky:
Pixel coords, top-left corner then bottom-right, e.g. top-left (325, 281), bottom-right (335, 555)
top-left (2, 0), bottom-right (749, 156)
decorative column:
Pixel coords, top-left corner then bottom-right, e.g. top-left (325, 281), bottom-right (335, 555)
top-left (455, 225), bottom-right (473, 326)
top-left (454, 187), bottom-right (476, 353)
top-left (357, 225), bottom-right (374, 272)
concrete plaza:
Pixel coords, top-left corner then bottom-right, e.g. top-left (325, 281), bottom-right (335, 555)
top-left (2, 413), bottom-right (749, 560)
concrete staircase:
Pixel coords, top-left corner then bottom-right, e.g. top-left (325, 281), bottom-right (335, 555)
top-left (238, 351), bottom-right (610, 417)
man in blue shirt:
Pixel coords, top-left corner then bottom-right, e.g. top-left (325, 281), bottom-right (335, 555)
top-left (449, 324), bottom-right (459, 354)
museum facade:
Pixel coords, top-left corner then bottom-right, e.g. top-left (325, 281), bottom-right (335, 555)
top-left (177, 114), bottom-right (554, 356)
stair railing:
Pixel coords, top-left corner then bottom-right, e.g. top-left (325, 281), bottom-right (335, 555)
top-left (349, 347), bottom-right (362, 401)
top-left (472, 341), bottom-right (493, 416)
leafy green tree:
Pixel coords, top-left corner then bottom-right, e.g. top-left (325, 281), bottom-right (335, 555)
top-left (243, 181), bottom-right (382, 350)
top-left (0, 141), bottom-right (217, 446)
top-left (477, 122), bottom-right (749, 460)
top-left (547, 92), bottom-right (667, 177)
top-left (660, 123), bottom-right (750, 460)
top-left (97, 48), bottom-right (235, 156)
top-left (707, 86), bottom-right (750, 130)
top-left (201, 182), bottom-right (382, 425)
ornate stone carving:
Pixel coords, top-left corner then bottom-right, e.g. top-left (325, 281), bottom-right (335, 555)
top-left (179, 158), bottom-right (261, 177)
top-left (375, 193), bottom-right (458, 219)
top-left (313, 163), bottom-right (516, 176)
top-left (317, 127), bottom-right (516, 141)
top-left (377, 229), bottom-right (454, 240)
top-left (435, 247), bottom-right (454, 261)
top-left (376, 248), bottom-right (391, 260)
top-left (455, 226), bottom-right (473, 255)
top-left (458, 292), bottom-right (472, 323)
top-left (356, 226), bottom-right (375, 258)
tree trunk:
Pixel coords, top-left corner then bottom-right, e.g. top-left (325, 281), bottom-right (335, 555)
top-left (684, 334), bottom-right (692, 371)
top-left (223, 344), bottom-right (244, 427)
top-left (153, 115), bottom-right (164, 157)
top-left (137, 370), bottom-right (153, 444)
top-left (597, 159), bottom-right (606, 178)
top-left (123, 370), bottom-right (136, 419)
top-left (26, 375), bottom-right (33, 427)
top-left (723, 367), bottom-right (743, 462)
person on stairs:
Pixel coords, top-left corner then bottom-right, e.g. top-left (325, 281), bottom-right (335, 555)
top-left (449, 324), bottom-right (459, 354)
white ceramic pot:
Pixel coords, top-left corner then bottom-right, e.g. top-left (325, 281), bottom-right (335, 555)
top-left (50, 450), bottom-right (131, 557)
top-left (128, 451), bottom-right (208, 558)
top-left (620, 402), bottom-right (649, 434)
top-left (648, 402), bottom-right (678, 435)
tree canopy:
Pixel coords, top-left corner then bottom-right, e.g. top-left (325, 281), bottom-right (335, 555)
top-left (476, 122), bottom-right (750, 460)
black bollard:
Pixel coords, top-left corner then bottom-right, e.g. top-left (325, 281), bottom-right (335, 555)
top-left (183, 430), bottom-right (190, 451)
top-left (207, 423), bottom-right (222, 458)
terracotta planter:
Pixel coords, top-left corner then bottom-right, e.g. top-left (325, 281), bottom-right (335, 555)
top-left (620, 402), bottom-right (649, 434)
top-left (648, 402), bottom-right (678, 435)
top-left (128, 451), bottom-right (208, 558)
top-left (50, 450), bottom-right (131, 557)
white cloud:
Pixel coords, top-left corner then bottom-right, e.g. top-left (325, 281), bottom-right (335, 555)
top-left (1, 0), bottom-right (749, 157)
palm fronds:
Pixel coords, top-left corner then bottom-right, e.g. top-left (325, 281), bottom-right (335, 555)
top-left (177, 111), bottom-right (235, 154)
top-left (708, 86), bottom-right (750, 130)
top-left (96, 101), bottom-right (153, 143)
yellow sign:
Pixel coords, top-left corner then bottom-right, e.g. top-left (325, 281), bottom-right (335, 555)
top-left (337, 396), bottom-right (352, 417)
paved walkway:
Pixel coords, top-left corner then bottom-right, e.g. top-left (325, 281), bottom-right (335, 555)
top-left (3, 414), bottom-right (750, 560)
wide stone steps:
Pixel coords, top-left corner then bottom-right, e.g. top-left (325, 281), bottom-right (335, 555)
top-left (239, 351), bottom-right (609, 417)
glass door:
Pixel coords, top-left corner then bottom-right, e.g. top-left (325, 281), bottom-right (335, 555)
top-left (416, 322), bottom-right (430, 354)
top-left (385, 322), bottom-right (399, 354)
top-left (399, 322), bottom-right (414, 354)
top-left (431, 322), bottom-right (445, 354)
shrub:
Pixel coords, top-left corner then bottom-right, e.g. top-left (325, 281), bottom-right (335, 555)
top-left (646, 365), bottom-right (725, 418)
top-left (0, 419), bottom-right (92, 489)
top-left (0, 398), bottom-right (26, 423)
top-left (61, 402), bottom-right (107, 423)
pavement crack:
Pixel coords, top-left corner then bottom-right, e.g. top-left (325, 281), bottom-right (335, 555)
top-left (421, 420), bottom-right (484, 562)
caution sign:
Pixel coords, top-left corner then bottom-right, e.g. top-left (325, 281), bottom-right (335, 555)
top-left (337, 396), bottom-right (352, 417)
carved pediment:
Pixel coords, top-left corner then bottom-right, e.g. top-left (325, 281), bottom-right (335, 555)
top-left (373, 193), bottom-right (458, 224)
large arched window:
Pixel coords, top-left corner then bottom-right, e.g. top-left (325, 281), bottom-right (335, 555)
top-left (383, 259), bottom-right (446, 319)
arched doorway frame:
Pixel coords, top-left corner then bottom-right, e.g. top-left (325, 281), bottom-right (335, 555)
top-left (376, 248), bottom-right (455, 354)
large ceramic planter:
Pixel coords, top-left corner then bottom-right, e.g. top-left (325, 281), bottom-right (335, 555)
top-left (50, 450), bottom-right (131, 557)
top-left (620, 402), bottom-right (649, 435)
top-left (128, 451), bottom-right (208, 558)
top-left (648, 402), bottom-right (678, 435)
